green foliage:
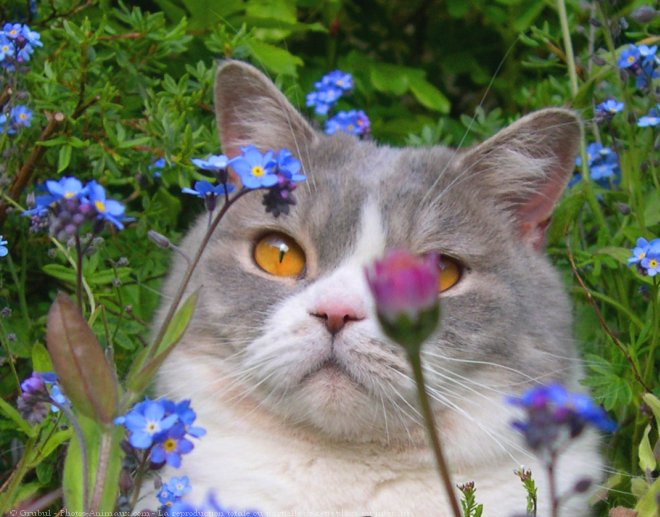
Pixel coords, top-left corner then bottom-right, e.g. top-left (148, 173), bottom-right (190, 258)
top-left (0, 0), bottom-right (658, 515)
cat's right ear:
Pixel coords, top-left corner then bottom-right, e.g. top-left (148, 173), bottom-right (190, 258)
top-left (214, 60), bottom-right (318, 157)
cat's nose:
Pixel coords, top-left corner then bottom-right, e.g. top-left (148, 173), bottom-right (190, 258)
top-left (310, 303), bottom-right (365, 335)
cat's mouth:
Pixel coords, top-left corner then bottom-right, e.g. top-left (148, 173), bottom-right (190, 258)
top-left (300, 356), bottom-right (365, 391)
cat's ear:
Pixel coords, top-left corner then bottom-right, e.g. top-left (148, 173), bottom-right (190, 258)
top-left (214, 60), bottom-right (318, 157)
top-left (459, 108), bottom-right (581, 250)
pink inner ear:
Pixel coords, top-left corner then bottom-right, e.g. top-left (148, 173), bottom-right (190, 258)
top-left (515, 166), bottom-right (568, 250)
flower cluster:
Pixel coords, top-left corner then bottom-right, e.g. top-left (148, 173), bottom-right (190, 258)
top-left (157, 476), bottom-right (192, 509)
top-left (167, 493), bottom-right (261, 517)
top-left (16, 371), bottom-right (69, 424)
top-left (306, 70), bottom-right (353, 115)
top-left (24, 176), bottom-right (129, 239)
top-left (306, 70), bottom-right (370, 138)
top-left (573, 142), bottom-right (621, 186)
top-left (0, 22), bottom-right (42, 71)
top-left (324, 109), bottom-right (371, 136)
top-left (628, 237), bottom-right (660, 276)
top-left (507, 383), bottom-right (615, 454)
top-left (617, 44), bottom-right (660, 89)
top-left (188, 147), bottom-right (306, 217)
top-left (115, 398), bottom-right (206, 469)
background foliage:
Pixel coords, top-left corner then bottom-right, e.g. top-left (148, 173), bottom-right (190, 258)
top-left (0, 0), bottom-right (658, 515)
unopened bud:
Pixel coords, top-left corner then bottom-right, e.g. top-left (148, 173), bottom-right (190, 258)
top-left (147, 230), bottom-right (172, 249)
top-left (630, 5), bottom-right (656, 23)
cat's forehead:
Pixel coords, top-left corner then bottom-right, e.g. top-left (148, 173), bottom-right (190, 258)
top-left (285, 135), bottom-right (501, 263)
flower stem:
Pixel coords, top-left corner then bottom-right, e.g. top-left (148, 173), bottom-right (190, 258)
top-left (407, 350), bottom-right (462, 517)
top-left (144, 189), bottom-right (250, 365)
top-left (547, 455), bottom-right (559, 517)
top-left (74, 233), bottom-right (84, 312)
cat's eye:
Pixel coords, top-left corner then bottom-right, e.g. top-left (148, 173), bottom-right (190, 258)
top-left (254, 233), bottom-right (306, 278)
top-left (437, 255), bottom-right (462, 293)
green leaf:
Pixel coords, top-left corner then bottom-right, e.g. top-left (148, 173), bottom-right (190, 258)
top-left (62, 415), bottom-right (124, 512)
top-left (125, 290), bottom-right (199, 394)
top-left (36, 428), bottom-right (73, 461)
top-left (31, 342), bottom-right (54, 372)
top-left (47, 293), bottom-right (118, 424)
top-left (246, 40), bottom-right (302, 77)
top-left (0, 397), bottom-right (35, 437)
top-left (596, 247), bottom-right (631, 266)
top-left (638, 424), bottom-right (656, 472)
top-left (408, 75), bottom-right (450, 113)
top-left (635, 476), bottom-right (660, 516)
top-left (642, 393), bottom-right (660, 430)
top-left (369, 63), bottom-right (408, 96)
top-left (42, 264), bottom-right (76, 284)
top-left (57, 145), bottom-right (72, 173)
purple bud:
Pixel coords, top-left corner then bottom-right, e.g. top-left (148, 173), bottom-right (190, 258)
top-left (630, 5), bottom-right (657, 23)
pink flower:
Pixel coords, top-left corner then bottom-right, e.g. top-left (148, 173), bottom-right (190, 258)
top-left (365, 250), bottom-right (440, 350)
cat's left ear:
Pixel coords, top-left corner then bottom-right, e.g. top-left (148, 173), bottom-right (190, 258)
top-left (214, 60), bottom-right (318, 157)
top-left (459, 108), bottom-right (581, 250)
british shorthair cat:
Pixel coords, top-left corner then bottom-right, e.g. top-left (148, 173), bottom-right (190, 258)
top-left (151, 60), bottom-right (603, 516)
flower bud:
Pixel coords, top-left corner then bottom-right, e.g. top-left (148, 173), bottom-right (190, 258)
top-left (365, 249), bottom-right (440, 351)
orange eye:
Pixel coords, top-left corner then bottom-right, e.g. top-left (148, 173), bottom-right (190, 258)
top-left (437, 255), bottom-right (462, 293)
top-left (254, 233), bottom-right (306, 278)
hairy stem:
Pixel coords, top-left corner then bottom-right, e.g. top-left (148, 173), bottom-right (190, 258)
top-left (407, 350), bottom-right (462, 517)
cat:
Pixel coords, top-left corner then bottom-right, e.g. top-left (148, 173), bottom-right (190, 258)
top-left (149, 60), bottom-right (604, 516)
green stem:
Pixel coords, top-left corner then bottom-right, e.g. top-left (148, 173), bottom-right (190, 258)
top-left (556, 0), bottom-right (578, 97)
top-left (75, 233), bottom-right (84, 312)
top-left (407, 350), bottom-right (462, 517)
top-left (0, 321), bottom-right (21, 390)
top-left (55, 402), bottom-right (89, 513)
top-left (89, 429), bottom-right (112, 512)
top-left (644, 278), bottom-right (659, 383)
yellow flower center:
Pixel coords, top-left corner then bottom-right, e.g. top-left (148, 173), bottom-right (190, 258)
top-left (347, 124), bottom-right (355, 131)
top-left (1, 45), bottom-right (9, 53)
top-left (19, 113), bottom-right (26, 120)
top-left (95, 200), bottom-right (106, 212)
top-left (146, 422), bottom-right (158, 433)
top-left (9, 30), bottom-right (17, 37)
top-left (627, 55), bottom-right (636, 64)
top-left (251, 165), bottom-right (265, 177)
top-left (649, 259), bottom-right (658, 269)
top-left (640, 252), bottom-right (646, 259)
top-left (163, 438), bottom-right (177, 452)
top-left (64, 192), bottom-right (76, 199)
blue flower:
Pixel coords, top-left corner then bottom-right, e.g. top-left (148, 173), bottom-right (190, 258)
top-left (45, 177), bottom-right (85, 201)
top-left (274, 148), bottom-right (305, 183)
top-left (638, 105), bottom-right (660, 127)
top-left (182, 180), bottom-right (233, 212)
top-left (169, 494), bottom-right (262, 517)
top-left (630, 237), bottom-right (660, 277)
top-left (162, 399), bottom-right (206, 438)
top-left (150, 423), bottom-right (194, 468)
top-left (0, 236), bottom-right (7, 257)
top-left (120, 399), bottom-right (179, 449)
top-left (594, 99), bottom-right (623, 121)
top-left (11, 105), bottom-right (32, 127)
top-left (165, 476), bottom-right (192, 498)
top-left (149, 157), bottom-right (166, 178)
top-left (230, 146), bottom-right (277, 189)
top-left (85, 181), bottom-right (128, 229)
top-left (191, 154), bottom-right (231, 172)
top-left (618, 45), bottom-right (641, 69)
top-left (507, 383), bottom-right (615, 452)
top-left (0, 36), bottom-right (14, 61)
top-left (324, 110), bottom-right (371, 137)
top-left (2, 23), bottom-right (23, 40)
top-left (306, 87), bottom-right (343, 116)
top-left (315, 70), bottom-right (353, 92)
top-left (21, 26), bottom-right (42, 48)
top-left (16, 372), bottom-right (68, 424)
top-left (641, 256), bottom-right (660, 276)
top-left (575, 143), bottom-right (620, 184)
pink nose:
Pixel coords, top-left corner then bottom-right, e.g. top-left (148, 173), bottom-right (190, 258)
top-left (311, 302), bottom-right (365, 335)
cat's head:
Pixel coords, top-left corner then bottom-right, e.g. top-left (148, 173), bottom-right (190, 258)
top-left (160, 61), bottom-right (581, 446)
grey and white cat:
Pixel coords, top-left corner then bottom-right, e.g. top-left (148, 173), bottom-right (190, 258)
top-left (150, 61), bottom-right (603, 516)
